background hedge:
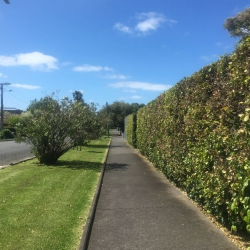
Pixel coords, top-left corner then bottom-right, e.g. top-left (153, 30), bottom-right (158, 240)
top-left (125, 113), bottom-right (137, 148)
top-left (126, 38), bottom-right (250, 233)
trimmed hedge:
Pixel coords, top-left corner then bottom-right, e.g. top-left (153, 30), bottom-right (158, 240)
top-left (125, 113), bottom-right (137, 148)
top-left (127, 38), bottom-right (250, 233)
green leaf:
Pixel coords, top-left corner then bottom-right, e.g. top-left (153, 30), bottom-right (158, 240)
top-left (244, 115), bottom-right (249, 122)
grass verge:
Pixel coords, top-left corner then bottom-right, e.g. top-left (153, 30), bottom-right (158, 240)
top-left (0, 137), bottom-right (110, 250)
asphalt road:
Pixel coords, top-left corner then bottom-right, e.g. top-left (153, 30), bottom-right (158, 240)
top-left (0, 141), bottom-right (33, 166)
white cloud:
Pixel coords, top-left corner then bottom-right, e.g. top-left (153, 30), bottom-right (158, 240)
top-left (113, 23), bottom-right (132, 34)
top-left (118, 97), bottom-right (126, 101)
top-left (12, 83), bottom-right (41, 90)
top-left (114, 12), bottom-right (177, 35)
top-left (62, 61), bottom-right (72, 66)
top-left (105, 74), bottom-right (128, 80)
top-left (73, 64), bottom-right (113, 72)
top-left (119, 95), bottom-right (142, 101)
top-left (109, 81), bottom-right (171, 91)
top-left (0, 52), bottom-right (58, 71)
top-left (0, 72), bottom-right (7, 78)
top-left (131, 95), bottom-right (142, 99)
top-left (135, 12), bottom-right (166, 33)
top-left (0, 56), bottom-right (16, 66)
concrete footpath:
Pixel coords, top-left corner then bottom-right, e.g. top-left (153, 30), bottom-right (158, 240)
top-left (87, 130), bottom-right (239, 250)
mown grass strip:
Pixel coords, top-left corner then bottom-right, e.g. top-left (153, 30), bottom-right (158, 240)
top-left (0, 137), bottom-right (110, 250)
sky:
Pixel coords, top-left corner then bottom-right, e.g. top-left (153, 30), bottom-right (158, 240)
top-left (0, 0), bottom-right (248, 111)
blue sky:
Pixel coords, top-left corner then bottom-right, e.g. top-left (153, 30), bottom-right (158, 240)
top-left (0, 0), bottom-right (248, 111)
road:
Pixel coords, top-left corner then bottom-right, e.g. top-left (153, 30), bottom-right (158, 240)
top-left (0, 141), bottom-right (33, 166)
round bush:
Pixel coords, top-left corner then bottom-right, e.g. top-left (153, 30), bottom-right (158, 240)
top-left (0, 129), bottom-right (15, 139)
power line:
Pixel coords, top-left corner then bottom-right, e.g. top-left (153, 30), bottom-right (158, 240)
top-left (8, 91), bottom-right (30, 106)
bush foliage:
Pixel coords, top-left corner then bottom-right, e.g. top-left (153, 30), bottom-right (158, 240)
top-left (15, 95), bottom-right (101, 165)
top-left (0, 129), bottom-right (15, 139)
top-left (126, 38), bottom-right (250, 233)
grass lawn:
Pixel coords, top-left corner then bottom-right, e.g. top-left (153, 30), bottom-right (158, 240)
top-left (0, 137), bottom-right (110, 250)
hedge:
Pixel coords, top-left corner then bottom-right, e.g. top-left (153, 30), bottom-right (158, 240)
top-left (125, 113), bottom-right (137, 148)
top-left (127, 38), bottom-right (250, 233)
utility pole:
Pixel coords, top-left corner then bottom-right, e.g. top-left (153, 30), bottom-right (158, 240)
top-left (106, 102), bottom-right (109, 137)
top-left (0, 83), bottom-right (11, 131)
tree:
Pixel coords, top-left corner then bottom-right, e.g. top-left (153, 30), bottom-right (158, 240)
top-left (98, 101), bottom-right (145, 133)
top-left (130, 102), bottom-right (145, 113)
top-left (72, 90), bottom-right (85, 104)
top-left (15, 95), bottom-right (101, 165)
top-left (224, 8), bottom-right (250, 39)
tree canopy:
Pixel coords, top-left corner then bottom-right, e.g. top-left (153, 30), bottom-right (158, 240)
top-left (224, 7), bottom-right (250, 39)
top-left (72, 90), bottom-right (85, 104)
top-left (98, 101), bottom-right (145, 133)
top-left (15, 95), bottom-right (101, 164)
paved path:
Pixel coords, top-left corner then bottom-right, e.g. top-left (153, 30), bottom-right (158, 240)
top-left (87, 130), bottom-right (239, 250)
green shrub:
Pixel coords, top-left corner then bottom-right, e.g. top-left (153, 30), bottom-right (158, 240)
top-left (0, 129), bottom-right (15, 139)
top-left (5, 114), bottom-right (21, 135)
top-left (15, 96), bottom-right (101, 165)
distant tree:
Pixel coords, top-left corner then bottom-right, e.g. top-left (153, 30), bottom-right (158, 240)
top-left (0, 111), bottom-right (16, 129)
top-left (6, 114), bottom-right (20, 127)
top-left (224, 7), bottom-right (250, 39)
top-left (15, 95), bottom-right (101, 165)
top-left (5, 113), bottom-right (20, 135)
top-left (130, 102), bottom-right (145, 113)
top-left (72, 90), bottom-right (85, 104)
top-left (3, 111), bottom-right (11, 126)
top-left (98, 101), bottom-right (145, 133)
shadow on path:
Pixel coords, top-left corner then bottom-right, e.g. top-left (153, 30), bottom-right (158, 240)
top-left (105, 163), bottom-right (128, 171)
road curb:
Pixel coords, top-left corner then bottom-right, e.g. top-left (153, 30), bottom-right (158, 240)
top-left (78, 138), bottom-right (111, 250)
top-left (0, 156), bottom-right (36, 170)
